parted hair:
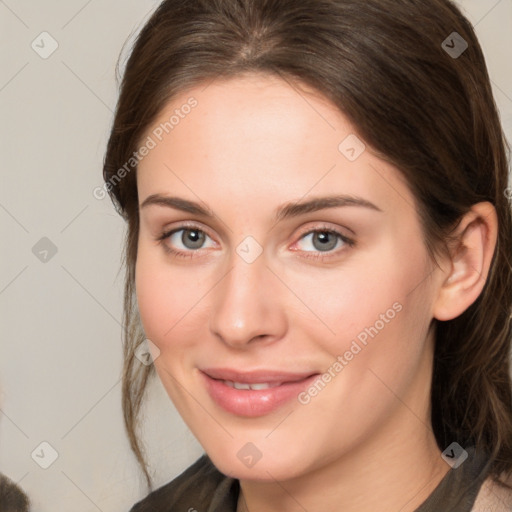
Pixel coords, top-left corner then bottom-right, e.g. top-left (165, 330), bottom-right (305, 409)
top-left (103, 0), bottom-right (512, 490)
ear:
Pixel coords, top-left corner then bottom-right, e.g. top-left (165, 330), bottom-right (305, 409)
top-left (433, 202), bottom-right (498, 321)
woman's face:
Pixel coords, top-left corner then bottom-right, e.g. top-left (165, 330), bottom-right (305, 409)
top-left (135, 73), bottom-right (443, 481)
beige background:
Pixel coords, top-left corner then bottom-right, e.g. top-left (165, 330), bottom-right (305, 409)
top-left (1, 1), bottom-right (511, 511)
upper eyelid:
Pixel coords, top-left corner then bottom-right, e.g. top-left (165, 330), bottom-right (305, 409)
top-left (161, 221), bottom-right (215, 238)
top-left (161, 221), bottom-right (350, 237)
top-left (295, 222), bottom-right (351, 237)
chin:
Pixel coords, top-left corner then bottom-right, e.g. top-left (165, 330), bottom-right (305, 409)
top-left (204, 441), bottom-right (311, 482)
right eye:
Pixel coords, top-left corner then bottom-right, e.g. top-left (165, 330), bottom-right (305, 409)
top-left (158, 225), bottom-right (216, 258)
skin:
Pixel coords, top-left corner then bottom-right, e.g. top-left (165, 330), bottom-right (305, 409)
top-left (135, 72), bottom-right (497, 512)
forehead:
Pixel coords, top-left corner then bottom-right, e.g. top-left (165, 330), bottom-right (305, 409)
top-left (144, 72), bottom-right (345, 158)
top-left (136, 73), bottom-right (415, 218)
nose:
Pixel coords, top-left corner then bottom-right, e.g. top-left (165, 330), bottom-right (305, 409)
top-left (208, 250), bottom-right (288, 349)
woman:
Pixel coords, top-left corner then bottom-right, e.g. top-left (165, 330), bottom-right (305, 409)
top-left (103, 0), bottom-right (512, 510)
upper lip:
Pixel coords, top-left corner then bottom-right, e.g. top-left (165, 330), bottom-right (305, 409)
top-left (200, 368), bottom-right (318, 384)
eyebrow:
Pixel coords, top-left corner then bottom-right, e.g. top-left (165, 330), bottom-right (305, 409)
top-left (140, 193), bottom-right (382, 221)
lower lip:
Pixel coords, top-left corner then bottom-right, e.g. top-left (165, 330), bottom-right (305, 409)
top-left (200, 372), bottom-right (319, 417)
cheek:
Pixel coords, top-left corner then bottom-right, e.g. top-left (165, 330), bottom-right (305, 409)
top-left (293, 242), bottom-right (425, 343)
top-left (135, 243), bottom-right (194, 346)
top-left (135, 238), bottom-right (220, 368)
top-left (306, 240), bottom-right (433, 377)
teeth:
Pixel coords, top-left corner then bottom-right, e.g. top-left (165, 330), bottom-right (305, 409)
top-left (233, 382), bottom-right (251, 390)
top-left (224, 380), bottom-right (282, 390)
top-left (249, 383), bottom-right (273, 390)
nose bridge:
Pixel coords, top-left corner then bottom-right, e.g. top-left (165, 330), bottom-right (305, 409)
top-left (209, 247), bottom-right (285, 347)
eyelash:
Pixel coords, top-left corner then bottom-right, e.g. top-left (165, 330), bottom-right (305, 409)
top-left (156, 223), bottom-right (355, 261)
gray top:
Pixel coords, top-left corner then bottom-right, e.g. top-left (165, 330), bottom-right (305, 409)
top-left (130, 447), bottom-right (491, 511)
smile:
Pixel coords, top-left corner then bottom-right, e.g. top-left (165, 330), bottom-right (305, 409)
top-left (200, 368), bottom-right (319, 417)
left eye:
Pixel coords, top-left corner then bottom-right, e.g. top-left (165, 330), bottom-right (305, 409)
top-left (296, 230), bottom-right (348, 253)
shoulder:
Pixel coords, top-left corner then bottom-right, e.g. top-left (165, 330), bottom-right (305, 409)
top-left (129, 454), bottom-right (238, 512)
top-left (472, 472), bottom-right (512, 511)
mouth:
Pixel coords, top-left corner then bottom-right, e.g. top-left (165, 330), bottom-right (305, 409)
top-left (199, 368), bottom-right (320, 417)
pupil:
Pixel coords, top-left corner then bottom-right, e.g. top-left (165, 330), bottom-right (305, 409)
top-left (183, 229), bottom-right (204, 249)
top-left (314, 231), bottom-right (336, 251)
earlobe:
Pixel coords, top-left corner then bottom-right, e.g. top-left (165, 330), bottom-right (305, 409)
top-left (433, 202), bottom-right (498, 322)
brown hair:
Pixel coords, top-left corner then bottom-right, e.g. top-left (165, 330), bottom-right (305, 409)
top-left (103, 0), bottom-right (512, 491)
top-left (0, 474), bottom-right (30, 512)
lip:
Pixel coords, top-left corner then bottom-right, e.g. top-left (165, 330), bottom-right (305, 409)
top-left (200, 368), bottom-right (319, 417)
